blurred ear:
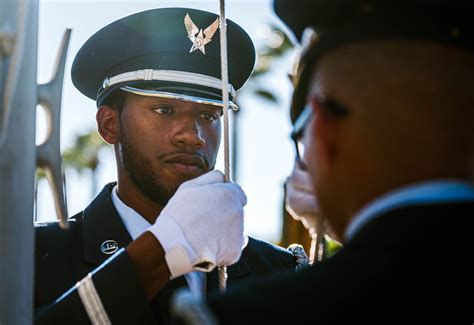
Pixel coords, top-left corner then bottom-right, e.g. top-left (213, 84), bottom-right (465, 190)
top-left (96, 105), bottom-right (120, 144)
top-left (310, 95), bottom-right (342, 171)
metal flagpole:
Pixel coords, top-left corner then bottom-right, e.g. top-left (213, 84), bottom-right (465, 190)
top-left (218, 0), bottom-right (230, 292)
top-left (0, 0), bottom-right (70, 322)
top-left (0, 1), bottom-right (38, 323)
top-left (37, 28), bottom-right (71, 229)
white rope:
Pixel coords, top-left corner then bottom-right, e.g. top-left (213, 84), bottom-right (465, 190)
top-left (171, 288), bottom-right (218, 325)
top-left (218, 0), bottom-right (230, 292)
top-left (76, 273), bottom-right (111, 325)
top-left (308, 231), bottom-right (317, 264)
top-left (311, 218), bottom-right (325, 264)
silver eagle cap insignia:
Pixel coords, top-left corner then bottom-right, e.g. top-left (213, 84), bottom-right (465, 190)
top-left (184, 13), bottom-right (220, 55)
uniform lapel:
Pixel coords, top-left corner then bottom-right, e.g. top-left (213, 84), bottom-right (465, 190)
top-left (82, 182), bottom-right (133, 266)
top-left (206, 249), bottom-right (251, 294)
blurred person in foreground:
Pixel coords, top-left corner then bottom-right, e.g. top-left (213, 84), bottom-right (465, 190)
top-left (172, 1), bottom-right (474, 323)
top-left (34, 7), bottom-right (298, 324)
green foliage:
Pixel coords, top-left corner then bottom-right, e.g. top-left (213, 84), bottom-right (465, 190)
top-left (36, 168), bottom-right (46, 180)
top-left (36, 130), bottom-right (106, 182)
top-left (62, 130), bottom-right (108, 172)
top-left (248, 23), bottom-right (294, 105)
top-left (323, 235), bottom-right (343, 259)
top-left (252, 24), bottom-right (294, 75)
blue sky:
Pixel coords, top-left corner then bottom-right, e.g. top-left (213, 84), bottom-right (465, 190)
top-left (36, 0), bottom-right (296, 243)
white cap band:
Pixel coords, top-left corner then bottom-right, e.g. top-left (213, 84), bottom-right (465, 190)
top-left (102, 69), bottom-right (236, 98)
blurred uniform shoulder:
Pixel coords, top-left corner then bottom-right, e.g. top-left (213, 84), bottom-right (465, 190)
top-left (245, 236), bottom-right (299, 270)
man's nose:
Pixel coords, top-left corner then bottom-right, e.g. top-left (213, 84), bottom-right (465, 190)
top-left (171, 118), bottom-right (205, 148)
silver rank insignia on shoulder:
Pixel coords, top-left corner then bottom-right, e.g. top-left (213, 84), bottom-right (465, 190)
top-left (184, 13), bottom-right (219, 55)
top-left (100, 239), bottom-right (119, 255)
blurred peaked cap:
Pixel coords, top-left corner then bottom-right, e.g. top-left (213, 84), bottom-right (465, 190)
top-left (273, 0), bottom-right (474, 123)
top-left (274, 0), bottom-right (474, 43)
top-left (71, 7), bottom-right (255, 107)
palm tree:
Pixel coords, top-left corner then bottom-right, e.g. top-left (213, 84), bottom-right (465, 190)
top-left (232, 23), bottom-right (294, 181)
top-left (248, 23), bottom-right (294, 104)
top-left (62, 130), bottom-right (108, 198)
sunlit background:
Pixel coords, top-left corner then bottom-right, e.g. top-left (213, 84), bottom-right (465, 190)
top-left (36, 0), bottom-right (297, 243)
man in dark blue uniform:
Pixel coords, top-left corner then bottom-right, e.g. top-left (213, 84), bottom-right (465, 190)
top-left (34, 8), bottom-right (298, 324)
top-left (180, 1), bottom-right (474, 323)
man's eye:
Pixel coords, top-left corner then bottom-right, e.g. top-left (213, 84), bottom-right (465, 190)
top-left (154, 106), bottom-right (173, 114)
top-left (199, 112), bottom-right (220, 122)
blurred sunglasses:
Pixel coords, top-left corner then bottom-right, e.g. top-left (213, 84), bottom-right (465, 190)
top-left (290, 104), bottom-right (313, 169)
top-left (290, 97), bottom-right (350, 169)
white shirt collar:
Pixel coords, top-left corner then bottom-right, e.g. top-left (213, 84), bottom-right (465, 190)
top-left (111, 185), bottom-right (151, 240)
top-left (344, 180), bottom-right (474, 242)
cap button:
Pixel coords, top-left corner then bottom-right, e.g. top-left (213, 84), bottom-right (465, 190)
top-left (102, 78), bottom-right (110, 89)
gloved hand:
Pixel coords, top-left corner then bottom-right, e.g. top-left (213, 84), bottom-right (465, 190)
top-left (148, 170), bottom-right (246, 279)
top-left (285, 163), bottom-right (321, 231)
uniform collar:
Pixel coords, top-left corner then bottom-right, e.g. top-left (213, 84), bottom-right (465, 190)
top-left (82, 182), bottom-right (133, 265)
top-left (111, 184), bottom-right (151, 240)
top-left (345, 180), bottom-right (474, 242)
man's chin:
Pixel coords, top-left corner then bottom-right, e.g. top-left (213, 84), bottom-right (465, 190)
top-left (164, 170), bottom-right (206, 188)
top-left (163, 164), bottom-right (207, 183)
top-left (133, 168), bottom-right (208, 206)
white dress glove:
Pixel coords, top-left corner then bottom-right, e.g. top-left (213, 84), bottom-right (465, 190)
top-left (148, 170), bottom-right (246, 279)
top-left (285, 163), bottom-right (321, 231)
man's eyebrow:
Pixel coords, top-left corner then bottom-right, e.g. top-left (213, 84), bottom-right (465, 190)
top-left (147, 103), bottom-right (173, 109)
top-left (320, 97), bottom-right (350, 118)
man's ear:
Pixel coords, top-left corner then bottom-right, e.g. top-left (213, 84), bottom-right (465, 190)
top-left (96, 105), bottom-right (120, 144)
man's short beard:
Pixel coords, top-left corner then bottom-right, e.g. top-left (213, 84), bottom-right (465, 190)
top-left (119, 131), bottom-right (177, 206)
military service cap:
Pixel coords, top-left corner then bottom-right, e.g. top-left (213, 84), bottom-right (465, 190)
top-left (71, 8), bottom-right (255, 109)
top-left (274, 0), bottom-right (474, 123)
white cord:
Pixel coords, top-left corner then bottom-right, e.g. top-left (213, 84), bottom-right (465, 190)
top-left (218, 0), bottom-right (229, 292)
top-left (76, 274), bottom-right (111, 325)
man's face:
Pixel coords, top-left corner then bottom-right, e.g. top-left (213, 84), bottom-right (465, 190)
top-left (298, 67), bottom-right (352, 240)
top-left (118, 94), bottom-right (222, 205)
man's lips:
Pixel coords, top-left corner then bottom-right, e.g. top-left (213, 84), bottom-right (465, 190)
top-left (161, 153), bottom-right (207, 170)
